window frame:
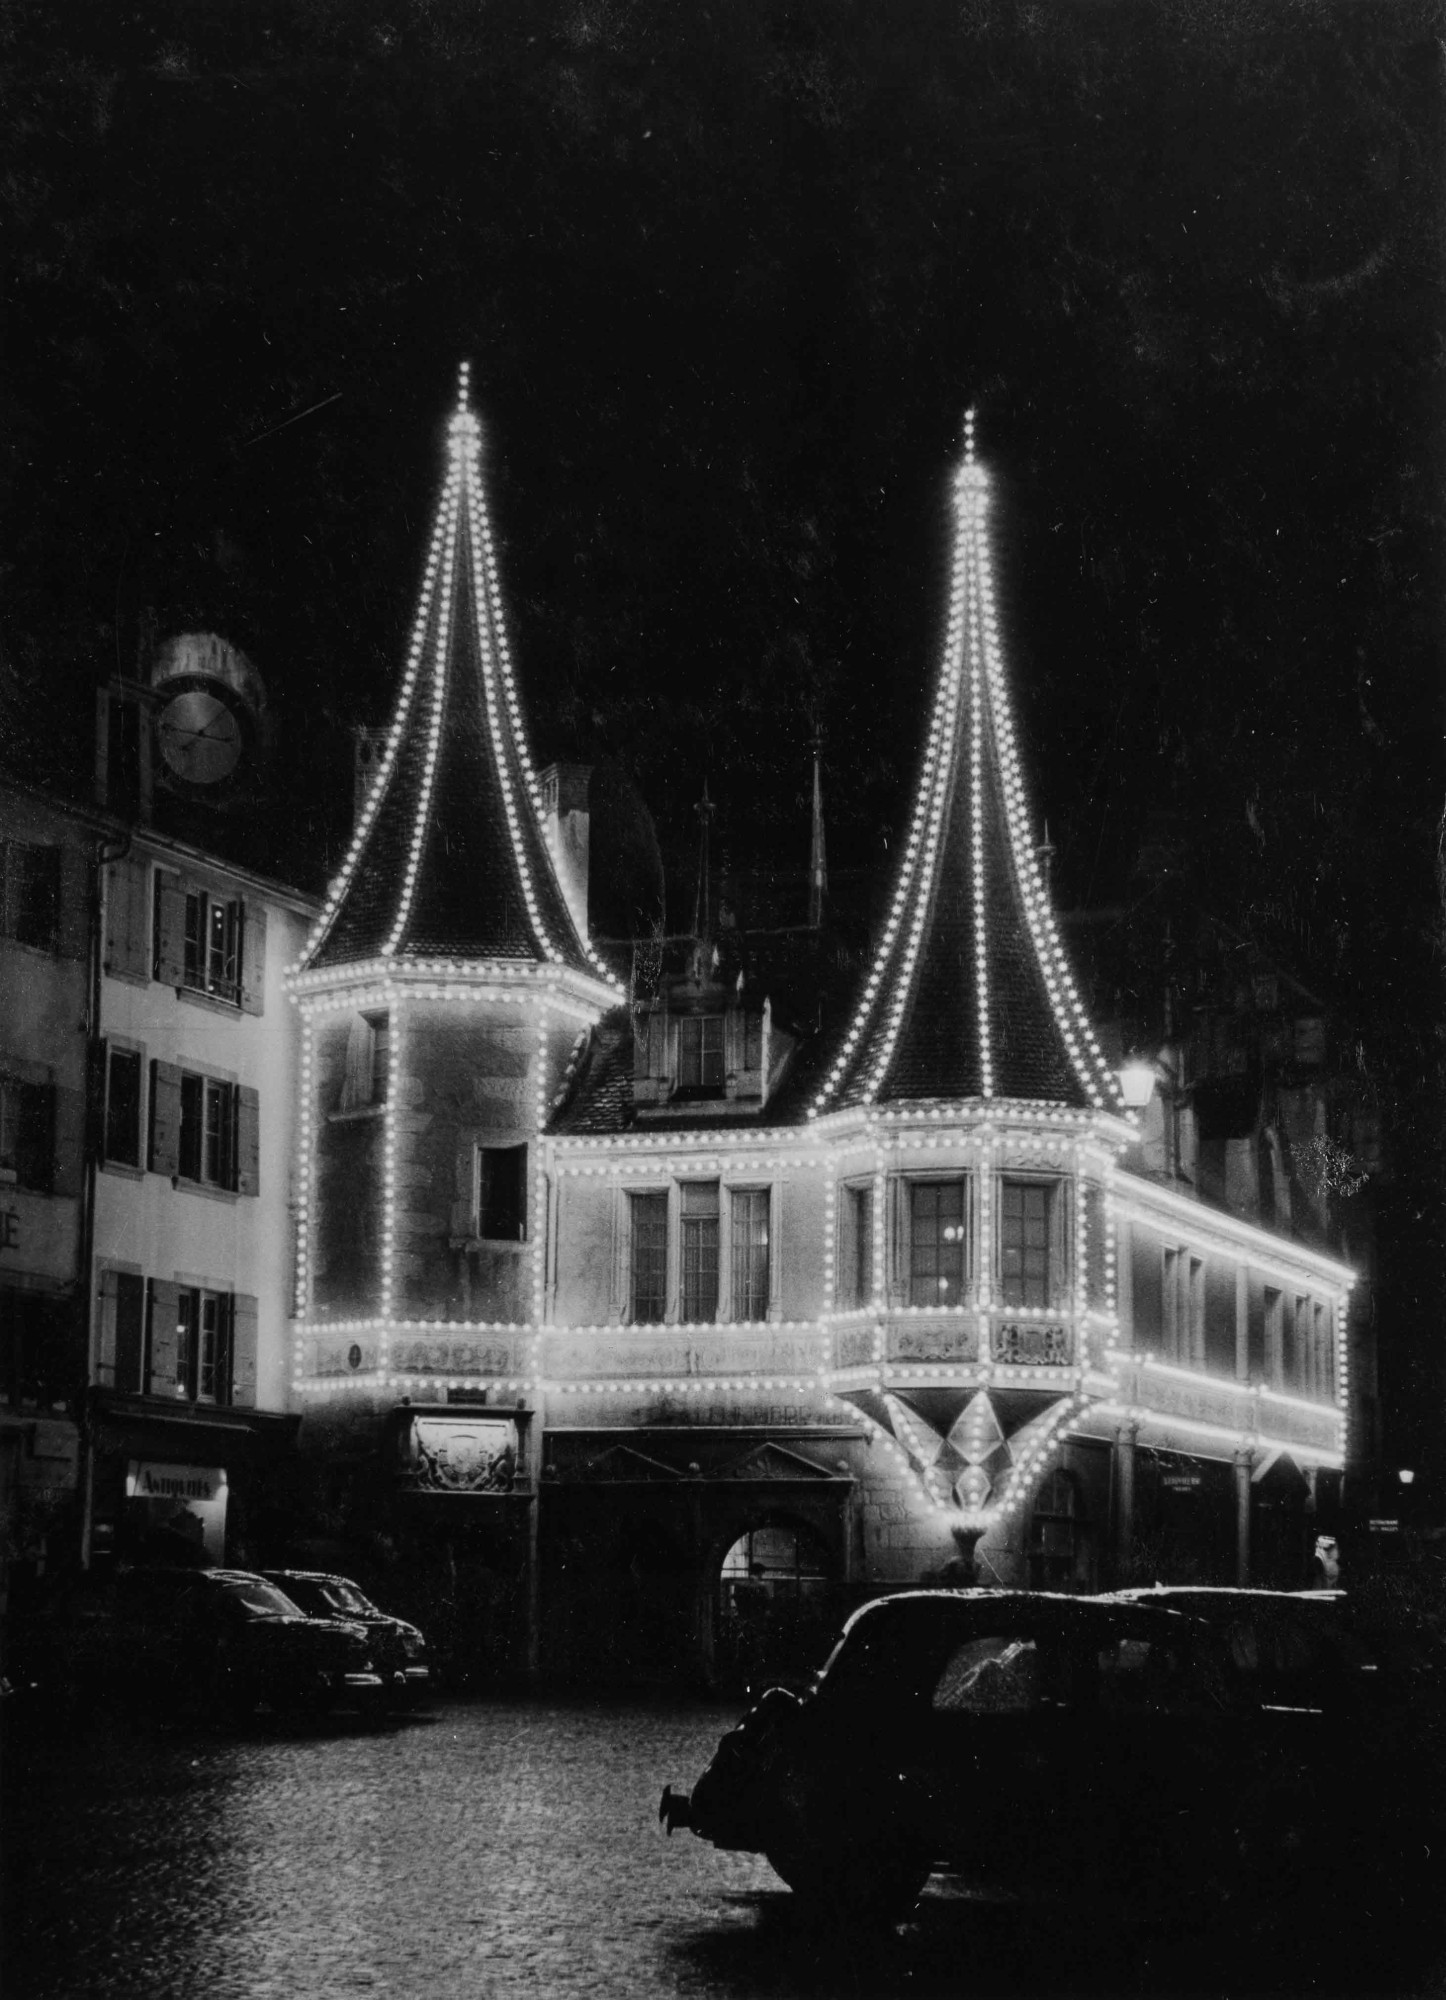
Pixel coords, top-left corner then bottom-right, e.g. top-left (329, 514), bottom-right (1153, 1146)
top-left (627, 1188), bottom-right (669, 1324)
top-left (729, 1186), bottom-right (771, 1323)
top-left (680, 1179), bottom-right (721, 1323)
top-left (175, 1285), bottom-right (234, 1406)
top-left (103, 1043), bottom-right (145, 1169)
top-left (838, 1179), bottom-right (875, 1309)
top-left (997, 1176), bottom-right (1059, 1310)
top-left (178, 1072), bottom-right (236, 1190)
top-left (675, 1014), bottom-right (725, 1097)
top-left (475, 1143), bottom-right (528, 1243)
top-left (1, 840), bottom-right (61, 954)
top-left (907, 1176), bottom-right (970, 1309)
top-left (0, 1072), bottom-right (55, 1192)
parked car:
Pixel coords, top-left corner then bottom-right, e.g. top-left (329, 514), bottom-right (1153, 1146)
top-left (262, 1570), bottom-right (430, 1706)
top-left (25, 1566), bottom-right (387, 1723)
top-left (661, 1588), bottom-right (1438, 1931)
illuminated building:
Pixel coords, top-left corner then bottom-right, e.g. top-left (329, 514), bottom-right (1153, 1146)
top-left (288, 374), bottom-right (1354, 1686)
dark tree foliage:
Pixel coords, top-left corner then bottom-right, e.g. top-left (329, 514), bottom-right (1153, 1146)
top-left (1, 0), bottom-right (1442, 1458)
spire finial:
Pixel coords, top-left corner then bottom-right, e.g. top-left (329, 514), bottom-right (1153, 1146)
top-left (954, 405), bottom-right (988, 503)
top-left (449, 360), bottom-right (480, 449)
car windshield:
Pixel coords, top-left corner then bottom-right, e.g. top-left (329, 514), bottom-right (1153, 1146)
top-left (223, 1579), bottom-right (305, 1617)
top-left (318, 1580), bottom-right (376, 1617)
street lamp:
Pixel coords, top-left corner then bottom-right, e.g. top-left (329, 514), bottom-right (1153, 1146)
top-left (1117, 1061), bottom-right (1157, 1111)
top-left (1398, 1469), bottom-right (1416, 1487)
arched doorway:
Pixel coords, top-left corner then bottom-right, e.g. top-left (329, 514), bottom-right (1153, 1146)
top-left (1027, 1469), bottom-right (1096, 1592)
top-left (714, 1520), bottom-right (834, 1693)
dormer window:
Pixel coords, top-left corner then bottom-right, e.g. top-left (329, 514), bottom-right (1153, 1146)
top-left (677, 1015), bottom-right (724, 1096)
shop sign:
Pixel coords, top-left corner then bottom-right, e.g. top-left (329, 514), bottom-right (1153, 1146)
top-left (126, 1459), bottom-right (229, 1561)
top-left (1162, 1471), bottom-right (1204, 1491)
top-left (1367, 1518), bottom-right (1400, 1534)
top-left (401, 1415), bottom-right (520, 1493)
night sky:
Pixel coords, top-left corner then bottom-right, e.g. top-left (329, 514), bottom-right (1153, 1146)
top-left (3, 4), bottom-right (1443, 1448)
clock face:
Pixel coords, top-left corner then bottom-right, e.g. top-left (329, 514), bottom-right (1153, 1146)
top-left (157, 688), bottom-right (243, 784)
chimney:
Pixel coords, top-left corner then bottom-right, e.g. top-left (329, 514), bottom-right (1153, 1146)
top-left (540, 762), bottom-right (591, 940)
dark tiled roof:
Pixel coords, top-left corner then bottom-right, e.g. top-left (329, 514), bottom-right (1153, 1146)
top-left (301, 399), bottom-right (594, 978)
top-left (811, 450), bottom-right (1123, 1117)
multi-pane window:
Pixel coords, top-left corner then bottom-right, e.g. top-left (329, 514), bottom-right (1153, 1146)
top-left (841, 1182), bottom-right (874, 1307)
top-left (999, 1180), bottom-right (1052, 1308)
top-left (0, 841), bottom-right (61, 952)
top-left (730, 1189), bottom-right (770, 1322)
top-left (176, 1288), bottom-right (232, 1404)
top-left (909, 1179), bottom-right (967, 1306)
top-left (677, 1015), bottom-right (725, 1094)
top-left (681, 1180), bottom-right (720, 1322)
top-left (104, 1046), bottom-right (143, 1167)
top-left (477, 1145), bottom-right (527, 1241)
top-left (629, 1191), bottom-right (668, 1324)
top-left (150, 1063), bottom-right (257, 1196)
top-left (183, 889), bottom-right (243, 1003)
top-left (0, 1075), bottom-right (53, 1191)
top-left (179, 1073), bottom-right (235, 1188)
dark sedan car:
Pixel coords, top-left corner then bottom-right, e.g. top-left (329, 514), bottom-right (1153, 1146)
top-left (263, 1570), bottom-right (430, 1705)
top-left (29, 1566), bottom-right (387, 1723)
top-left (661, 1588), bottom-right (1437, 1930)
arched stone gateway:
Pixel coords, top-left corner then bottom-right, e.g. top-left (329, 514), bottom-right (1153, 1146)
top-left (713, 1517), bottom-right (837, 1694)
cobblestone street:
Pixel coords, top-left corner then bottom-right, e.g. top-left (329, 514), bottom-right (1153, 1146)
top-left (6, 1697), bottom-right (1444, 2000)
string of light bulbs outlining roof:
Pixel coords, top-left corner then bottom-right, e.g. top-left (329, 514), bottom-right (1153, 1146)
top-left (810, 413), bottom-right (1125, 1121)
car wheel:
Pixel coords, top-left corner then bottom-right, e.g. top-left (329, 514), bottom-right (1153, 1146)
top-left (766, 1842), bottom-right (931, 1928)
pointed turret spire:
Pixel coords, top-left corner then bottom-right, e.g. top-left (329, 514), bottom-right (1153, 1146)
top-left (810, 412), bottom-right (1122, 1116)
top-left (299, 365), bottom-right (617, 992)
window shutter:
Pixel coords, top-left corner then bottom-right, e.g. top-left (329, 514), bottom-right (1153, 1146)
top-left (97, 1267), bottom-right (121, 1388)
top-left (148, 1060), bottom-right (182, 1177)
top-left (724, 1007), bottom-right (744, 1075)
top-left (147, 1280), bottom-right (182, 1397)
top-left (230, 1293), bottom-right (258, 1407)
top-left (240, 901), bottom-right (267, 1015)
top-left (58, 841), bottom-right (88, 960)
top-left (235, 1086), bottom-right (261, 1196)
top-left (648, 1011), bottom-right (668, 1080)
top-left (744, 1010), bottom-right (763, 1072)
top-left (154, 870), bottom-right (186, 987)
top-left (104, 856), bottom-right (151, 983)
